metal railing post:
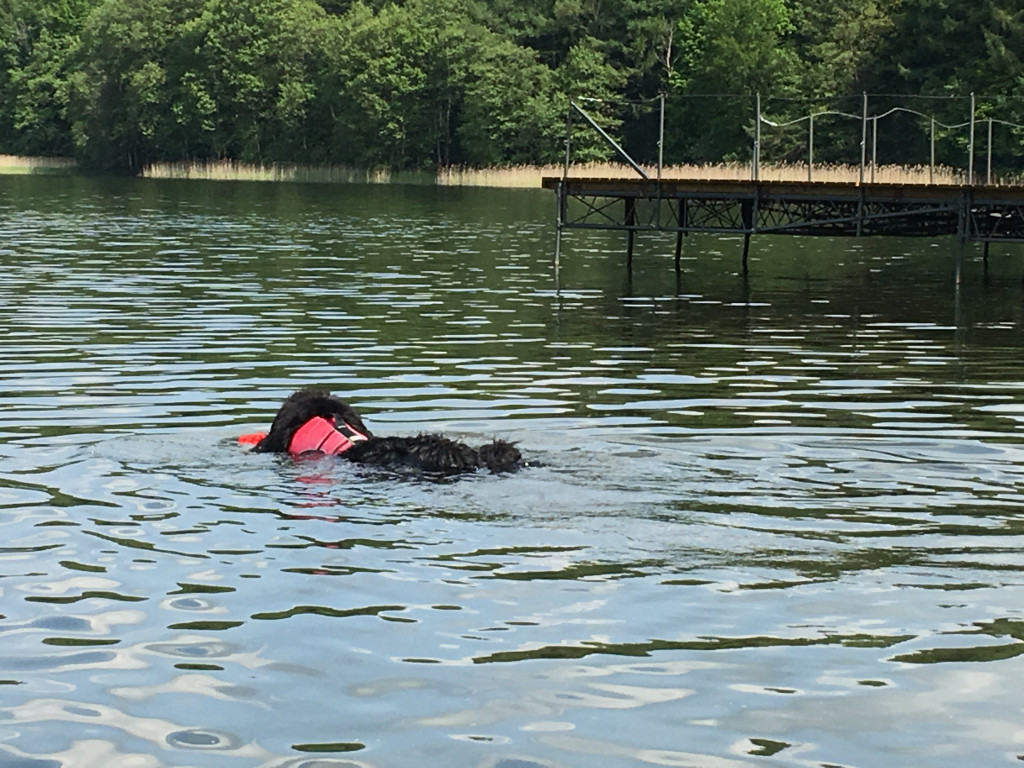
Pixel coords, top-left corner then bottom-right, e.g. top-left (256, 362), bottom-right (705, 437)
top-left (860, 92), bottom-right (868, 185)
top-left (754, 93), bottom-right (761, 181)
top-left (808, 113), bottom-right (814, 182)
top-left (968, 92), bottom-right (976, 184)
top-left (562, 99), bottom-right (573, 180)
top-left (871, 116), bottom-right (878, 183)
top-left (658, 91), bottom-right (665, 181)
top-left (930, 116), bottom-right (935, 185)
top-left (986, 117), bottom-right (993, 185)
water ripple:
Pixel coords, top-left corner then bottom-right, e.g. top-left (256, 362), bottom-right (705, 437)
top-left (2, 177), bottom-right (1024, 767)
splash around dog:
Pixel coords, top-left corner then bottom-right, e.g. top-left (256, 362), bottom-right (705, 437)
top-left (239, 388), bottom-right (522, 476)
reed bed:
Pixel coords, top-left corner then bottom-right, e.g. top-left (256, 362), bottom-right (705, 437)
top-left (6, 154), bottom-right (1017, 188)
top-left (141, 159), bottom-right (406, 184)
top-left (435, 162), bottom-right (992, 187)
top-left (0, 155), bottom-right (76, 174)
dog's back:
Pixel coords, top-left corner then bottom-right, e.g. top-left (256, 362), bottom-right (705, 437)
top-left (345, 434), bottom-right (521, 475)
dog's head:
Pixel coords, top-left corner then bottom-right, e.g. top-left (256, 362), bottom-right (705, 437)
top-left (476, 439), bottom-right (522, 473)
top-left (252, 389), bottom-right (372, 453)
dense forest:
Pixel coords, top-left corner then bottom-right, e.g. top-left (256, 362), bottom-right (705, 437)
top-left (1, 0), bottom-right (1022, 173)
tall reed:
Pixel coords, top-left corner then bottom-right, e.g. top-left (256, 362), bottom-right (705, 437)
top-left (435, 162), bottom-right (987, 187)
top-left (141, 159), bottom-right (402, 184)
top-left (0, 155), bottom-right (76, 173)
top-left (8, 154), bottom-right (1015, 187)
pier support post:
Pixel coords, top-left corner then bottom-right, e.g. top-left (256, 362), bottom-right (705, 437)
top-left (954, 192), bottom-right (968, 286)
top-left (554, 223), bottom-right (562, 271)
top-left (674, 198), bottom-right (687, 270)
top-left (856, 187), bottom-right (865, 237)
top-left (554, 180), bottom-right (565, 270)
top-left (740, 198), bottom-right (754, 272)
top-left (625, 197), bottom-right (637, 268)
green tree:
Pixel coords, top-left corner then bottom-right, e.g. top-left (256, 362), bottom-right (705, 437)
top-left (67, 0), bottom-right (331, 170)
top-left (68, 0), bottom-right (213, 169)
top-left (789, 0), bottom-right (897, 97)
top-left (557, 36), bottom-right (626, 163)
top-left (872, 0), bottom-right (1024, 170)
top-left (668, 0), bottom-right (799, 163)
top-left (0, 0), bottom-right (98, 155)
top-left (880, 0), bottom-right (1022, 94)
top-left (326, 0), bottom-right (561, 169)
top-left (200, 0), bottom-right (329, 162)
top-left (459, 35), bottom-right (562, 165)
top-left (3, 0), bottom-right (1023, 174)
top-left (327, 1), bottom-right (432, 167)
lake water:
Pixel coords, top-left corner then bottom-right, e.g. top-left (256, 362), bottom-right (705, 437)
top-left (2, 175), bottom-right (1024, 768)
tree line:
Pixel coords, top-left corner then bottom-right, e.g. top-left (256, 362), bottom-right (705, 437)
top-left (1, 0), bottom-right (1022, 173)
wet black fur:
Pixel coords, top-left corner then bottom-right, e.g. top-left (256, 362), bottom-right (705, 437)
top-left (252, 388), bottom-right (521, 475)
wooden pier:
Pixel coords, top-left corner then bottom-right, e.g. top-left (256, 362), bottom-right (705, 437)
top-left (543, 177), bottom-right (1024, 269)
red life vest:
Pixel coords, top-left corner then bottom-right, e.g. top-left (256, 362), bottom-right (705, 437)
top-left (287, 416), bottom-right (368, 455)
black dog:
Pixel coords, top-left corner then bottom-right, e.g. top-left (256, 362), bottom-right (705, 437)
top-left (246, 388), bottom-right (521, 475)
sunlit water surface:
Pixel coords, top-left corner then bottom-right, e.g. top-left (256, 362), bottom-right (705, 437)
top-left (2, 176), bottom-right (1024, 767)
